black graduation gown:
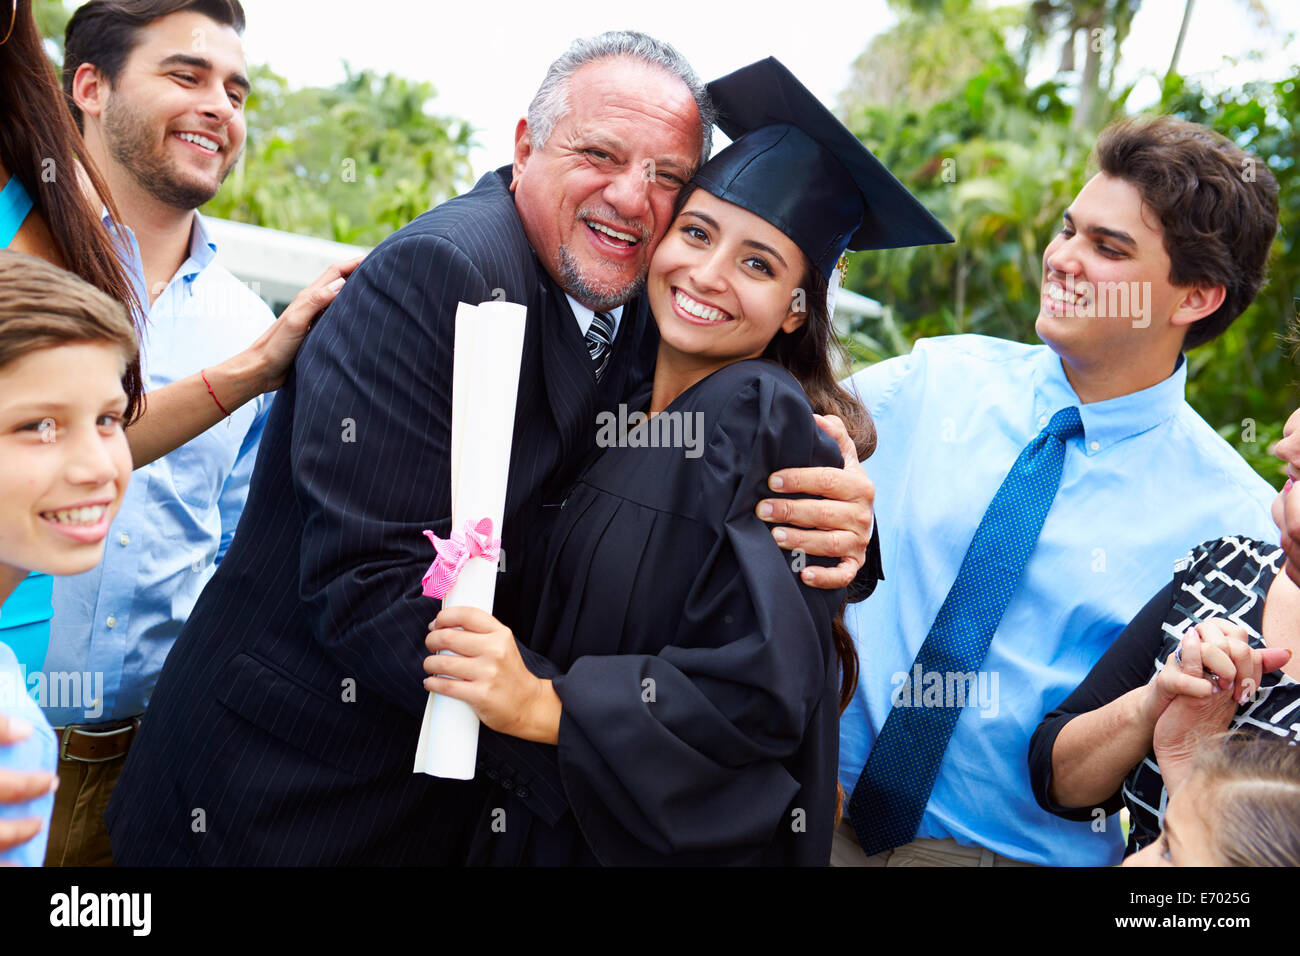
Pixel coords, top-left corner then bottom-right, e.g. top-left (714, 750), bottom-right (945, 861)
top-left (471, 358), bottom-right (845, 866)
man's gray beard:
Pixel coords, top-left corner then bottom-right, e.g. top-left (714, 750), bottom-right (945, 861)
top-left (103, 96), bottom-right (234, 211)
top-left (558, 244), bottom-right (644, 312)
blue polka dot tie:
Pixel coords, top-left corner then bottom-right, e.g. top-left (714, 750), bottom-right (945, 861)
top-left (849, 406), bottom-right (1084, 856)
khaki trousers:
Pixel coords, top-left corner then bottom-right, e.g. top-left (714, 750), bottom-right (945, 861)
top-left (42, 745), bottom-right (125, 867)
top-left (831, 819), bottom-right (1039, 867)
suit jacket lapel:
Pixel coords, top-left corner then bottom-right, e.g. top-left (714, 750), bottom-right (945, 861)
top-left (537, 275), bottom-right (599, 499)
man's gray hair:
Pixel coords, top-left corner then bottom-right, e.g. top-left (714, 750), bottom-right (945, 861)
top-left (527, 31), bottom-right (715, 168)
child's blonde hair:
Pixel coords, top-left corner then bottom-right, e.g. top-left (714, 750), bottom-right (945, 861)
top-left (1187, 733), bottom-right (1300, 867)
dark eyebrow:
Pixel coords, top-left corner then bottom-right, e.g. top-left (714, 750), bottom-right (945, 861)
top-left (1063, 209), bottom-right (1136, 249)
top-left (744, 239), bottom-right (788, 268)
top-left (158, 53), bottom-right (251, 94)
top-left (681, 209), bottom-right (719, 232)
top-left (681, 210), bottom-right (789, 268)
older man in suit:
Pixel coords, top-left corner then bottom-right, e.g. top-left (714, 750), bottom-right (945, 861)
top-left (107, 31), bottom-right (879, 865)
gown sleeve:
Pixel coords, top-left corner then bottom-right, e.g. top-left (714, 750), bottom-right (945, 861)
top-left (549, 369), bottom-right (845, 865)
top-left (846, 520), bottom-right (883, 603)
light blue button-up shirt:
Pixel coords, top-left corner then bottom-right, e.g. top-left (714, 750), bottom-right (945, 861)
top-left (102, 203), bottom-right (151, 308)
top-left (0, 639), bottom-right (56, 867)
top-left (839, 334), bottom-right (1279, 866)
top-left (43, 214), bottom-right (274, 726)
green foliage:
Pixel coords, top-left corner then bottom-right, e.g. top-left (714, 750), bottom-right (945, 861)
top-left (1160, 69), bottom-right (1300, 481)
top-left (839, 0), bottom-right (1298, 484)
top-left (202, 64), bottom-right (475, 246)
top-left (842, 0), bottom-right (1022, 111)
top-left (1021, 0), bottom-right (1144, 132)
top-left (841, 27), bottom-right (1087, 348)
top-left (35, 5), bottom-right (474, 247)
top-left (33, 0), bottom-right (70, 59)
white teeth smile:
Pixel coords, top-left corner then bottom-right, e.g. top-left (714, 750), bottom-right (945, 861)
top-left (588, 221), bottom-right (638, 244)
top-left (1045, 283), bottom-right (1086, 305)
top-left (41, 506), bottom-right (107, 526)
top-left (674, 289), bottom-right (730, 322)
top-left (178, 132), bottom-right (219, 151)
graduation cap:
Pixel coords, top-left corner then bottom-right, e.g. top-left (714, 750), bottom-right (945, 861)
top-left (698, 57), bottom-right (954, 280)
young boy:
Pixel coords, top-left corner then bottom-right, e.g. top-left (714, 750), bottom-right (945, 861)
top-left (0, 250), bottom-right (137, 864)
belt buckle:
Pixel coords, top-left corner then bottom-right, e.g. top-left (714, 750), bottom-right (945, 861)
top-left (58, 718), bottom-right (140, 764)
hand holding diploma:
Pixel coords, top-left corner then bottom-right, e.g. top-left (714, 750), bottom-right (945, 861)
top-left (423, 607), bottom-right (562, 745)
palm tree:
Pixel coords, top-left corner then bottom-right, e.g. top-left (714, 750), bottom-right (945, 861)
top-left (1021, 0), bottom-right (1142, 133)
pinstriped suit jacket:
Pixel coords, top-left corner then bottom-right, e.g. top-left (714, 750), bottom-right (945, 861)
top-left (106, 167), bottom-right (656, 865)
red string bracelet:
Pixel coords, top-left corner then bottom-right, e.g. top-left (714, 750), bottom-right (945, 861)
top-left (200, 368), bottom-right (231, 418)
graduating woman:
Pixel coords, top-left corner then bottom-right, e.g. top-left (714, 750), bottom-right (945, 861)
top-left (420, 59), bottom-right (952, 865)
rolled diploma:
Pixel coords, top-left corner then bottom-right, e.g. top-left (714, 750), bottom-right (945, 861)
top-left (414, 298), bottom-right (527, 778)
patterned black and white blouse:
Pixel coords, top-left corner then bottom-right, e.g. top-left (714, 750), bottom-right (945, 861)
top-left (1029, 536), bottom-right (1298, 855)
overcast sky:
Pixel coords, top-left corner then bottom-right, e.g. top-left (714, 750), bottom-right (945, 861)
top-left (213, 0), bottom-right (1300, 181)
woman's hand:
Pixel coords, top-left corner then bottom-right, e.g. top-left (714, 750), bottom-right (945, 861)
top-left (423, 606), bottom-right (562, 745)
top-left (757, 413), bottom-right (874, 590)
top-left (0, 715), bottom-right (57, 857)
top-left (244, 257), bottom-right (363, 393)
top-left (1152, 620), bottom-right (1291, 793)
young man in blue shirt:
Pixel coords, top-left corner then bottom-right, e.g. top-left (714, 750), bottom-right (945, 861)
top-left (836, 115), bottom-right (1281, 867)
top-left (40, 0), bottom-right (274, 866)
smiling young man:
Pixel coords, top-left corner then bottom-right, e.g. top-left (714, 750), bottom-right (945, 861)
top-left (35, 0), bottom-right (274, 866)
top-left (834, 115), bottom-right (1282, 867)
top-left (67, 0), bottom-right (251, 303)
top-left (107, 32), bottom-right (879, 866)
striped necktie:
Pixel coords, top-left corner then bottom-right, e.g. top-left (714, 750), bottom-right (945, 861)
top-left (848, 405), bottom-right (1084, 856)
top-left (584, 310), bottom-right (615, 382)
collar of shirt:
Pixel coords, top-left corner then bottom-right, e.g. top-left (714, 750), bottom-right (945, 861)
top-left (1030, 347), bottom-right (1187, 455)
top-left (565, 294), bottom-right (623, 340)
top-left (99, 206), bottom-right (149, 315)
top-left (175, 212), bottom-right (218, 291)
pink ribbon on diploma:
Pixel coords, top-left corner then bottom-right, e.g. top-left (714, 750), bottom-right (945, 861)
top-left (421, 517), bottom-right (501, 599)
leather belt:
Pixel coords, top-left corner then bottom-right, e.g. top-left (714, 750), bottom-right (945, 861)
top-left (53, 716), bottom-right (141, 763)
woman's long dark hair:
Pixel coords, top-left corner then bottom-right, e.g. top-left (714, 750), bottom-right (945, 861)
top-left (774, 263), bottom-right (873, 829)
top-left (765, 260), bottom-right (872, 718)
top-left (0, 0), bottom-right (144, 421)
top-left (672, 182), bottom-right (874, 719)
